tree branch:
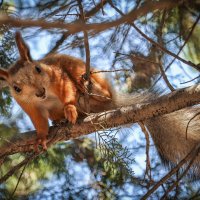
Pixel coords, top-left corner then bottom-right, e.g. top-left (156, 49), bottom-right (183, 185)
top-left (141, 143), bottom-right (200, 200)
top-left (108, 0), bottom-right (200, 71)
top-left (0, 1), bottom-right (180, 34)
top-left (0, 153), bottom-right (38, 184)
top-left (47, 0), bottom-right (109, 54)
top-left (1, 83), bottom-right (200, 157)
top-left (152, 13), bottom-right (200, 87)
top-left (77, 0), bottom-right (91, 113)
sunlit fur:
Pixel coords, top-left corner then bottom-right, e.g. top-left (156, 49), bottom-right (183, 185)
top-left (8, 62), bottom-right (51, 102)
top-left (0, 32), bottom-right (113, 151)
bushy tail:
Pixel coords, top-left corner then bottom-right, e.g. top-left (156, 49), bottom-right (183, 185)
top-left (112, 91), bottom-right (152, 108)
top-left (113, 91), bottom-right (200, 179)
top-left (146, 107), bottom-right (200, 179)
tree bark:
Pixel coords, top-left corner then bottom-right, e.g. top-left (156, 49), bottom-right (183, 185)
top-left (0, 1), bottom-right (180, 33)
top-left (1, 83), bottom-right (200, 157)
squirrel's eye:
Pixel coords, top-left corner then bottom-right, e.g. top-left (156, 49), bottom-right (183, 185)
top-left (13, 85), bottom-right (21, 93)
top-left (35, 66), bottom-right (42, 74)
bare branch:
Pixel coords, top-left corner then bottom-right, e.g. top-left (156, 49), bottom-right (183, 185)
top-left (91, 68), bottom-right (132, 74)
top-left (47, 0), bottom-right (109, 54)
top-left (181, 74), bottom-right (200, 84)
top-left (141, 143), bottom-right (200, 200)
top-left (108, 1), bottom-right (200, 71)
top-left (0, 153), bottom-right (38, 184)
top-left (161, 152), bottom-right (197, 199)
top-left (157, 9), bottom-right (175, 91)
top-left (153, 13), bottom-right (200, 86)
top-left (1, 83), bottom-right (200, 156)
top-left (10, 161), bottom-right (28, 198)
top-left (77, 0), bottom-right (91, 113)
top-left (139, 122), bottom-right (152, 182)
top-left (186, 111), bottom-right (200, 139)
top-left (0, 1), bottom-right (180, 34)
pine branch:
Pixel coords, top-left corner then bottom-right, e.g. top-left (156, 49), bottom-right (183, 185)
top-left (1, 83), bottom-right (200, 157)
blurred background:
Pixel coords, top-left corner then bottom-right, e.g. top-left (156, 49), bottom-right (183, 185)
top-left (0, 0), bottom-right (200, 199)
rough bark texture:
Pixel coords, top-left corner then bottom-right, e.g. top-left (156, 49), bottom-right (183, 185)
top-left (1, 83), bottom-right (200, 164)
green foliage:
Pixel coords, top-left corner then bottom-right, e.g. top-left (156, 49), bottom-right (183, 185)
top-left (0, 123), bottom-right (17, 146)
top-left (0, 137), bottom-right (137, 199)
top-left (1, 143), bottom-right (70, 197)
top-left (182, 15), bottom-right (200, 64)
top-left (97, 130), bottom-right (136, 185)
top-left (0, 26), bottom-right (15, 117)
top-left (0, 88), bottom-right (12, 117)
top-left (0, 0), bottom-right (200, 199)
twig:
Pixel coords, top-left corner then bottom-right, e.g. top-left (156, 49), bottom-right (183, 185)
top-left (186, 112), bottom-right (200, 140)
top-left (180, 74), bottom-right (200, 84)
top-left (141, 144), bottom-right (200, 200)
top-left (157, 10), bottom-right (175, 91)
top-left (139, 122), bottom-right (152, 183)
top-left (0, 153), bottom-right (39, 184)
top-left (91, 68), bottom-right (132, 74)
top-left (152, 13), bottom-right (200, 87)
top-left (77, 0), bottom-right (91, 113)
top-left (47, 0), bottom-right (109, 54)
top-left (161, 147), bottom-right (199, 200)
top-left (9, 161), bottom-right (28, 198)
top-left (158, 61), bottom-right (175, 91)
top-left (108, 1), bottom-right (200, 71)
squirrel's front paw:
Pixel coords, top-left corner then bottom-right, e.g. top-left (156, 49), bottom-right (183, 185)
top-left (64, 104), bottom-right (78, 124)
top-left (34, 136), bottom-right (47, 152)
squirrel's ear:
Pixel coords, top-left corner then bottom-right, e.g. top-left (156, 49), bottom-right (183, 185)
top-left (15, 32), bottom-right (32, 62)
top-left (0, 68), bottom-right (8, 81)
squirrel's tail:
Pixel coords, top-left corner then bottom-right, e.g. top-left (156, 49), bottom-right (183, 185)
top-left (112, 91), bottom-right (152, 107)
top-left (146, 107), bottom-right (200, 179)
top-left (113, 92), bottom-right (200, 179)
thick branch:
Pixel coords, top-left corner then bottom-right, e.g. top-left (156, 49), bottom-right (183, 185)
top-left (0, 1), bottom-right (180, 33)
top-left (1, 83), bottom-right (200, 157)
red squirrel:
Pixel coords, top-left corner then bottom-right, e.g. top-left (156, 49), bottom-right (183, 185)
top-left (1, 32), bottom-right (200, 179)
top-left (0, 32), bottom-right (114, 151)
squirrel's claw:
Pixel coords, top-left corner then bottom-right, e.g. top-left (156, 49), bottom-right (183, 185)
top-left (34, 137), bottom-right (47, 152)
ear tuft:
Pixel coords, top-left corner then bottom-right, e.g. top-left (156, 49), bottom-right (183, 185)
top-left (15, 32), bottom-right (32, 62)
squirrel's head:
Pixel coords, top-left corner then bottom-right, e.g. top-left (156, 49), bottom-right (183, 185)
top-left (0, 32), bottom-right (51, 103)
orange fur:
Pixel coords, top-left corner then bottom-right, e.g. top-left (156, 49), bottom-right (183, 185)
top-left (0, 32), bottom-right (112, 151)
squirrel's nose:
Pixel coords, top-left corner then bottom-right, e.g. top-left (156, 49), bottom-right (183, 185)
top-left (35, 88), bottom-right (45, 98)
